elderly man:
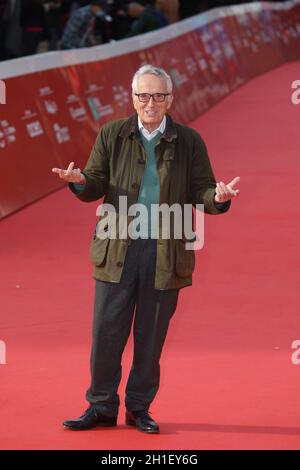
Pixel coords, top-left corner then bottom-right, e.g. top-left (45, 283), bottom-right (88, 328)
top-left (52, 64), bottom-right (240, 434)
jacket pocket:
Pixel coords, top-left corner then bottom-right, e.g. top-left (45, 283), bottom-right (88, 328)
top-left (90, 235), bottom-right (110, 267)
top-left (175, 240), bottom-right (195, 278)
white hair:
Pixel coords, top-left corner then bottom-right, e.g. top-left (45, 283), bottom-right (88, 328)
top-left (131, 64), bottom-right (173, 95)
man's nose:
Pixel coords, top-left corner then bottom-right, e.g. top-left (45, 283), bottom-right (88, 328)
top-left (146, 96), bottom-right (155, 106)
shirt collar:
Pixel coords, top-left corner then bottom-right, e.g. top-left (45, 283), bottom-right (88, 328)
top-left (138, 115), bottom-right (166, 141)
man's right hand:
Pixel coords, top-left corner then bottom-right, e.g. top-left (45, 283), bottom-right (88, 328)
top-left (52, 161), bottom-right (86, 184)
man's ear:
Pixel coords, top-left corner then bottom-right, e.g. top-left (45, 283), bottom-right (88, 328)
top-left (167, 94), bottom-right (174, 109)
top-left (132, 96), bottom-right (138, 112)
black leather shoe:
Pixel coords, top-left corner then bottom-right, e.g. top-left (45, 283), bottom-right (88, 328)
top-left (63, 406), bottom-right (117, 430)
top-left (126, 410), bottom-right (160, 434)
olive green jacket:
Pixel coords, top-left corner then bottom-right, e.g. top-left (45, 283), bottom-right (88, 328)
top-left (70, 113), bottom-right (230, 289)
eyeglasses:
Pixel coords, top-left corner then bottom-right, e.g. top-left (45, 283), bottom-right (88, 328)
top-left (134, 93), bottom-right (170, 103)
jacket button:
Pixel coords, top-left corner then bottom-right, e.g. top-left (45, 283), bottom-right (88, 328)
top-left (117, 261), bottom-right (123, 267)
top-left (132, 183), bottom-right (139, 190)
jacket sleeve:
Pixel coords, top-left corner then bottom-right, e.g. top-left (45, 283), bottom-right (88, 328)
top-left (190, 132), bottom-right (231, 215)
top-left (69, 126), bottom-right (109, 202)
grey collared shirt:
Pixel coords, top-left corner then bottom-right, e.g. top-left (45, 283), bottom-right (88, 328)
top-left (138, 115), bottom-right (166, 141)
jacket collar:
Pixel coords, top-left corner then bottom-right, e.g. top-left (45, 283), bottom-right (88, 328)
top-left (119, 113), bottom-right (177, 142)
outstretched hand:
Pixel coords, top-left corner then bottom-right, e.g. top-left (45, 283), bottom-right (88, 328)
top-left (52, 161), bottom-right (86, 184)
top-left (214, 176), bottom-right (240, 203)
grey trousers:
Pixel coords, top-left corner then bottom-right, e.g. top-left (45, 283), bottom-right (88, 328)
top-left (85, 238), bottom-right (179, 416)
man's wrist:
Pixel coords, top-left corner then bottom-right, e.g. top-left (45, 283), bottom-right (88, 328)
top-left (213, 198), bottom-right (231, 212)
top-left (76, 173), bottom-right (86, 185)
top-left (214, 195), bottom-right (229, 205)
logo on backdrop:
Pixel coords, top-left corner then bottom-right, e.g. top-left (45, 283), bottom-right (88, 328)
top-left (0, 80), bottom-right (6, 104)
top-left (0, 340), bottom-right (6, 364)
top-left (291, 80), bottom-right (300, 105)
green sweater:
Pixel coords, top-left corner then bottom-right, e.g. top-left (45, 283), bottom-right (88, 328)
top-left (133, 132), bottom-right (161, 238)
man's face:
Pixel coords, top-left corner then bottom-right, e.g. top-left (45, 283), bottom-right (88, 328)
top-left (133, 74), bottom-right (173, 132)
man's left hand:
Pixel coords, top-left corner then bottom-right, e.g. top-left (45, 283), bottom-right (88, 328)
top-left (214, 176), bottom-right (240, 203)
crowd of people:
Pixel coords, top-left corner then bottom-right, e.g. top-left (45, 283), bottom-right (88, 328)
top-left (0, 0), bottom-right (284, 61)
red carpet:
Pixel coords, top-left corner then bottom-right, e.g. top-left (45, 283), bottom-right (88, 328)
top-left (1, 61), bottom-right (300, 450)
